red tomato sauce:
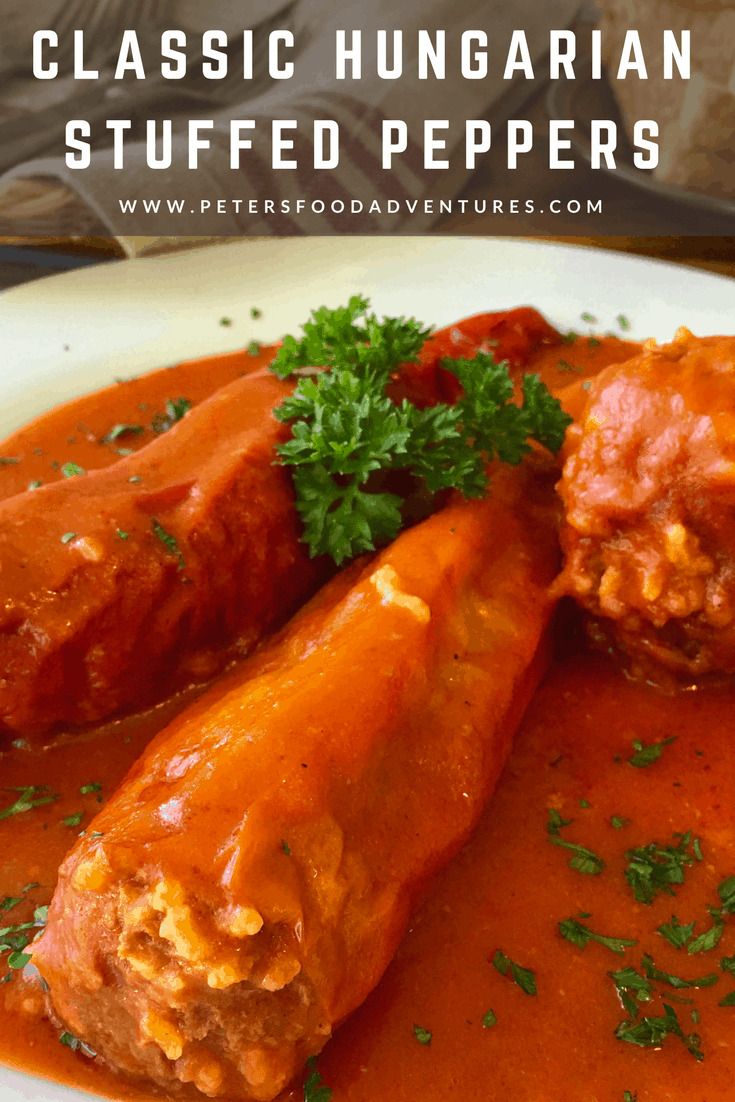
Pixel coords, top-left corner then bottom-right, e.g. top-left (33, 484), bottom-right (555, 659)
top-left (3, 331), bottom-right (719, 1102)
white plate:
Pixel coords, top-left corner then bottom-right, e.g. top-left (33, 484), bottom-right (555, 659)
top-left (0, 237), bottom-right (732, 1102)
top-left (0, 237), bottom-right (733, 439)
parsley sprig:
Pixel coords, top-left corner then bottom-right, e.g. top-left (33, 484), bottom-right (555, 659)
top-left (272, 298), bottom-right (570, 564)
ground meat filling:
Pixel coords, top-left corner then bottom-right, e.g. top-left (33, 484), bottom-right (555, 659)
top-left (557, 329), bottom-right (735, 678)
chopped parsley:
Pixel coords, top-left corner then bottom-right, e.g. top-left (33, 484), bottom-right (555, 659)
top-left (60, 462), bottom-right (85, 478)
top-left (627, 736), bottom-right (676, 768)
top-left (281, 839), bottom-right (292, 856)
top-left (624, 832), bottom-right (697, 904)
top-left (101, 423), bottom-right (144, 444)
top-left (717, 876), bottom-right (735, 914)
top-left (61, 811), bottom-right (84, 828)
top-left (623, 1092), bottom-right (637, 1102)
top-left (220, 316), bottom-right (233, 327)
top-left (687, 919), bottom-right (725, 956)
top-left (0, 457), bottom-right (20, 466)
top-left (615, 1003), bottom-right (703, 1061)
top-left (581, 311), bottom-right (598, 324)
top-left (721, 955), bottom-right (735, 975)
top-left (481, 1008), bottom-right (497, 1029)
top-left (657, 915), bottom-right (695, 950)
top-left (617, 314), bottom-right (632, 332)
top-left (271, 298), bottom-right (570, 564)
top-left (250, 307), bottom-right (262, 319)
top-left (27, 480), bottom-right (42, 491)
top-left (641, 953), bottom-right (718, 991)
top-left (559, 917), bottom-right (636, 956)
top-left (80, 782), bottom-right (102, 796)
top-left (547, 808), bottom-right (605, 876)
top-left (557, 359), bottom-right (582, 374)
top-left (116, 529), bottom-right (129, 541)
top-left (719, 991), bottom-right (735, 1007)
top-left (59, 1031), bottom-right (97, 1058)
top-left (60, 531), bottom-right (77, 544)
top-left (0, 900), bottom-right (49, 979)
top-left (152, 397), bottom-right (191, 435)
top-left (0, 785), bottom-right (58, 821)
top-left (247, 340), bottom-right (262, 356)
top-left (151, 519), bottom-right (185, 571)
top-left (413, 1024), bottom-right (432, 1045)
top-left (492, 949), bottom-right (537, 995)
top-left (303, 1055), bottom-right (332, 1102)
top-left (611, 815), bottom-right (630, 830)
top-left (609, 965), bottom-right (653, 1017)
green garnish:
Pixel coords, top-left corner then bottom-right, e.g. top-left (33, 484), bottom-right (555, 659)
top-left (481, 1008), bottom-right (497, 1029)
top-left (721, 955), bottom-right (735, 975)
top-left (581, 312), bottom-right (598, 324)
top-left (151, 519), bottom-right (185, 571)
top-left (716, 876), bottom-right (735, 914)
top-left (641, 953), bottom-right (718, 991)
top-left (116, 529), bottom-right (129, 541)
top-left (281, 839), bottom-right (292, 856)
top-left (220, 317), bottom-right (233, 327)
top-left (719, 991), bottom-right (735, 1007)
top-left (627, 736), bottom-right (676, 768)
top-left (250, 307), bottom-right (262, 319)
top-left (27, 480), bottom-right (42, 491)
top-left (609, 965), bottom-right (653, 1017)
top-left (303, 1055), bottom-right (332, 1102)
top-left (624, 832), bottom-right (697, 904)
top-left (492, 949), bottom-right (537, 995)
top-left (7, 950), bottom-right (30, 970)
top-left (0, 786), bottom-right (58, 821)
top-left (579, 798), bottom-right (591, 809)
top-left (611, 815), bottom-right (629, 830)
top-left (101, 423), bottom-right (144, 444)
top-left (60, 532), bottom-right (77, 544)
top-left (0, 898), bottom-right (21, 914)
top-left (413, 1024), bottom-right (432, 1045)
top-left (80, 782), bottom-right (102, 796)
top-left (559, 917), bottom-right (636, 955)
top-left (587, 337), bottom-right (602, 348)
top-left (547, 808), bottom-right (605, 876)
top-left (623, 1092), bottom-right (637, 1102)
top-left (617, 314), bottom-right (632, 332)
top-left (61, 811), bottom-right (84, 828)
top-left (152, 397), bottom-right (191, 435)
top-left (615, 1003), bottom-right (703, 1061)
top-left (247, 340), bottom-right (262, 356)
top-left (0, 457), bottom-right (20, 466)
top-left (561, 331), bottom-right (578, 344)
top-left (0, 901), bottom-right (48, 979)
top-left (271, 298), bottom-right (570, 565)
top-left (59, 1031), bottom-right (97, 1058)
top-left (687, 919), bottom-right (725, 955)
top-left (61, 462), bottom-right (85, 478)
top-left (657, 915), bottom-right (695, 950)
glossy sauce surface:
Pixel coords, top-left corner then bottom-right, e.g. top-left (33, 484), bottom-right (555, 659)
top-left (5, 331), bottom-right (721, 1102)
